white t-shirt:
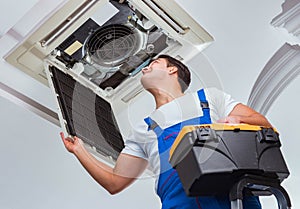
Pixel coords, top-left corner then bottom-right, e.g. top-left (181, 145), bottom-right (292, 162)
top-left (121, 87), bottom-right (239, 178)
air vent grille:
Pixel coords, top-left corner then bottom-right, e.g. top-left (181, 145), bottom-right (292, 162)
top-left (50, 66), bottom-right (124, 159)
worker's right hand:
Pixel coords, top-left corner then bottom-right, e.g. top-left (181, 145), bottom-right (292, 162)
top-left (60, 132), bottom-right (83, 154)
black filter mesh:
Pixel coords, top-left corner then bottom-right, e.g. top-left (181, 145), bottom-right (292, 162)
top-left (50, 66), bottom-right (124, 160)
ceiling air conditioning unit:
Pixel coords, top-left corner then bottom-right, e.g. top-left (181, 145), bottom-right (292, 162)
top-left (5, 0), bottom-right (213, 162)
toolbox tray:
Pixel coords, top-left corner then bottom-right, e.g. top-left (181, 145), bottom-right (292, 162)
top-left (169, 124), bottom-right (289, 196)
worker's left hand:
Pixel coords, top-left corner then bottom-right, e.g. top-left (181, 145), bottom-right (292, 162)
top-left (60, 132), bottom-right (84, 154)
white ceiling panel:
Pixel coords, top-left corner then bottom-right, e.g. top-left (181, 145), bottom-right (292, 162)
top-left (0, 0), bottom-right (38, 36)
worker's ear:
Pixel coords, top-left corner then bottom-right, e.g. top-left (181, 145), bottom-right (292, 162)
top-left (168, 66), bottom-right (178, 75)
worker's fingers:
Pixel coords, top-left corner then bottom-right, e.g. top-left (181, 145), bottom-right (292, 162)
top-left (217, 118), bottom-right (228, 123)
top-left (73, 136), bottom-right (83, 145)
top-left (60, 132), bottom-right (75, 143)
top-left (60, 132), bottom-right (65, 140)
top-left (217, 116), bottom-right (241, 124)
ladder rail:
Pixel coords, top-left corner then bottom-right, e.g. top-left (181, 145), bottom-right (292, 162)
top-left (229, 174), bottom-right (291, 209)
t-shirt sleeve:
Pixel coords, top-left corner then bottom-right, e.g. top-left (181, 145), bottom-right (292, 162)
top-left (121, 137), bottom-right (148, 160)
top-left (204, 87), bottom-right (240, 122)
top-left (120, 121), bottom-right (156, 161)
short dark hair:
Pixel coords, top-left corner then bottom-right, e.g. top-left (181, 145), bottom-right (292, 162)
top-left (157, 54), bottom-right (191, 92)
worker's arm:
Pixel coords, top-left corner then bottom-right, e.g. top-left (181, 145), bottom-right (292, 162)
top-left (60, 132), bottom-right (148, 195)
top-left (218, 103), bottom-right (272, 127)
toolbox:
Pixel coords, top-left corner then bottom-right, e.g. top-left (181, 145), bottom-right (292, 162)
top-left (169, 124), bottom-right (290, 197)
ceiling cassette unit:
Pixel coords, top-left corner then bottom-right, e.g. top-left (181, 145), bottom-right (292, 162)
top-left (5, 0), bottom-right (213, 161)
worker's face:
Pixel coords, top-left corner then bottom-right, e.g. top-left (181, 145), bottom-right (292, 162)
top-left (148, 58), bottom-right (168, 70)
top-left (140, 58), bottom-right (170, 90)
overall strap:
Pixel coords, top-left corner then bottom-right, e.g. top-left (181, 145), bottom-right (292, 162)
top-left (144, 117), bottom-right (163, 137)
top-left (197, 88), bottom-right (212, 124)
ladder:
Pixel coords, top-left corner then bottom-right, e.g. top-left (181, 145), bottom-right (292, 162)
top-left (230, 174), bottom-right (291, 209)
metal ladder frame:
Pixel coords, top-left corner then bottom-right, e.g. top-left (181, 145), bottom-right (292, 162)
top-left (229, 174), bottom-right (291, 209)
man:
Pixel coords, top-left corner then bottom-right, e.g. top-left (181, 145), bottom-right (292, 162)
top-left (61, 54), bottom-right (272, 209)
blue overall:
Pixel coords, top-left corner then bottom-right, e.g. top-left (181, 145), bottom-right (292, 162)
top-left (144, 89), bottom-right (261, 209)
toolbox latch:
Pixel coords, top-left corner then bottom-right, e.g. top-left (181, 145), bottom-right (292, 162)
top-left (195, 127), bottom-right (218, 143)
top-left (257, 128), bottom-right (279, 143)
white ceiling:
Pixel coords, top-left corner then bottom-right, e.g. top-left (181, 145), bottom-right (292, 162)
top-left (0, 0), bottom-right (299, 209)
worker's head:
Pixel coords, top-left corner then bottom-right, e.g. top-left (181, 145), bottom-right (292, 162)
top-left (141, 54), bottom-right (191, 93)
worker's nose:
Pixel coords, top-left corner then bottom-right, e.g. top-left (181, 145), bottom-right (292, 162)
top-left (142, 66), bottom-right (150, 74)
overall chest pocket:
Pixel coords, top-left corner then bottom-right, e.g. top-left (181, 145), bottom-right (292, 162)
top-left (159, 130), bottom-right (179, 152)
